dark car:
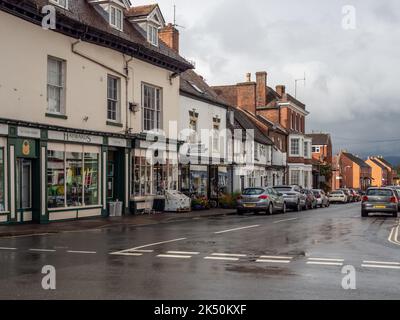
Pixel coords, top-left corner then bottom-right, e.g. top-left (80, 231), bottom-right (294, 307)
top-left (303, 189), bottom-right (317, 209)
top-left (361, 188), bottom-right (398, 217)
top-left (237, 187), bottom-right (286, 215)
top-left (273, 185), bottom-right (307, 211)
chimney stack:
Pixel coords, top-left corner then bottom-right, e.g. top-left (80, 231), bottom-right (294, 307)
top-left (159, 23), bottom-right (180, 53)
top-left (276, 85), bottom-right (286, 97)
top-left (246, 73), bottom-right (251, 82)
top-left (256, 71), bottom-right (267, 108)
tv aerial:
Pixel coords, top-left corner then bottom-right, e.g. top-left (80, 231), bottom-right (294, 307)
top-left (173, 4), bottom-right (185, 29)
top-left (294, 72), bottom-right (306, 99)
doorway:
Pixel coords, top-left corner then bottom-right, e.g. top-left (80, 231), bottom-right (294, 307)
top-left (16, 158), bottom-right (33, 223)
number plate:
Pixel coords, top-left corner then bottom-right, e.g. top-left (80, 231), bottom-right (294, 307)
top-left (374, 205), bottom-right (386, 209)
top-left (244, 204), bottom-right (256, 208)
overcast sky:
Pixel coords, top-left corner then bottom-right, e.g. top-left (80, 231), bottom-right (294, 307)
top-left (137, 0), bottom-right (400, 160)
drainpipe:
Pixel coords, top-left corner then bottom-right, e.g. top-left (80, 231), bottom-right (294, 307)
top-left (124, 54), bottom-right (134, 133)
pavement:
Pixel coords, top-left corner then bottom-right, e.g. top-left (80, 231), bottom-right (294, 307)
top-left (0, 202), bottom-right (399, 299)
top-left (0, 208), bottom-right (235, 238)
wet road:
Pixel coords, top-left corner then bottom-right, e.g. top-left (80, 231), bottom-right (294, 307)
top-left (0, 202), bottom-right (399, 300)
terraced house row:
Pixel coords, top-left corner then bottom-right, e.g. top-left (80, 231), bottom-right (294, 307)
top-left (0, 0), bottom-right (313, 224)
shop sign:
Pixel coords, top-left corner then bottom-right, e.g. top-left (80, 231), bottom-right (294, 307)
top-left (108, 138), bottom-right (127, 148)
top-left (0, 124), bottom-right (8, 135)
top-left (15, 139), bottom-right (37, 158)
top-left (17, 126), bottom-right (41, 139)
top-left (48, 130), bottom-right (103, 145)
top-left (139, 140), bottom-right (178, 152)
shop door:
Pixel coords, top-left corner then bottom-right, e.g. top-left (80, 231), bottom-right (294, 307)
top-left (107, 151), bottom-right (116, 202)
top-left (16, 158), bottom-right (33, 223)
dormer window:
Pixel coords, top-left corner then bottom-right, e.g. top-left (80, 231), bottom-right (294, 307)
top-left (148, 25), bottom-right (159, 46)
top-left (110, 6), bottom-right (123, 31)
top-left (50, 0), bottom-right (68, 9)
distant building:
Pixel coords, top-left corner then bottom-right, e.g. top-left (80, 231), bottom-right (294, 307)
top-left (369, 156), bottom-right (398, 186)
top-left (339, 152), bottom-right (372, 190)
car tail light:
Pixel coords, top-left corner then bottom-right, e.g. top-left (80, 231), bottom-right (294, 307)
top-left (259, 195), bottom-right (269, 200)
top-left (237, 196), bottom-right (242, 200)
top-left (362, 196), bottom-right (368, 202)
top-left (390, 197), bottom-right (397, 203)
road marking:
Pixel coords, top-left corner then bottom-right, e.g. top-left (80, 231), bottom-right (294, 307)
top-left (273, 218), bottom-right (298, 224)
top-left (211, 253), bottom-right (247, 257)
top-left (259, 255), bottom-right (293, 260)
top-left (363, 260), bottom-right (400, 266)
top-left (67, 250), bottom-right (97, 254)
top-left (214, 225), bottom-right (259, 234)
top-left (157, 254), bottom-right (192, 259)
top-left (308, 258), bottom-right (344, 262)
top-left (204, 256), bottom-right (239, 261)
top-left (0, 247), bottom-right (17, 250)
top-left (110, 238), bottom-right (187, 255)
top-left (307, 261), bottom-right (344, 266)
top-left (388, 224), bottom-right (400, 246)
top-left (130, 249), bottom-right (154, 253)
top-left (110, 252), bottom-right (143, 256)
top-left (362, 264), bottom-right (400, 270)
top-left (167, 251), bottom-right (200, 255)
top-left (29, 249), bottom-right (56, 253)
top-left (256, 259), bottom-right (291, 264)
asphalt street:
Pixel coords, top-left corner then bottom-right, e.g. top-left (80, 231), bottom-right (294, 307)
top-left (0, 202), bottom-right (399, 300)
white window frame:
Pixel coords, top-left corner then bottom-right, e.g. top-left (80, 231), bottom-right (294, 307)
top-left (110, 5), bottom-right (123, 31)
top-left (47, 56), bottom-right (66, 115)
top-left (290, 138), bottom-right (300, 157)
top-left (142, 83), bottom-right (162, 132)
top-left (107, 75), bottom-right (121, 123)
top-left (147, 24), bottom-right (159, 46)
top-left (290, 170), bottom-right (301, 186)
top-left (312, 146), bottom-right (321, 153)
top-left (50, 0), bottom-right (68, 9)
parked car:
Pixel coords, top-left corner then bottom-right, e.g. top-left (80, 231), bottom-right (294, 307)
top-left (353, 189), bottom-right (363, 201)
top-left (361, 188), bottom-right (398, 217)
top-left (303, 189), bottom-right (317, 209)
top-left (329, 190), bottom-right (348, 203)
top-left (312, 189), bottom-right (330, 207)
top-left (237, 187), bottom-right (286, 215)
top-left (388, 188), bottom-right (400, 211)
top-left (273, 185), bottom-right (307, 211)
top-left (338, 188), bottom-right (352, 202)
top-left (349, 189), bottom-right (360, 202)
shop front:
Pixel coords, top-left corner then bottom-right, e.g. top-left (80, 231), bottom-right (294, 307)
top-left (130, 137), bottom-right (179, 213)
top-left (0, 121), bottom-right (131, 225)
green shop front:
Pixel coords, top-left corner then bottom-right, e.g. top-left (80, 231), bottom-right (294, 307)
top-left (0, 122), bottom-right (131, 224)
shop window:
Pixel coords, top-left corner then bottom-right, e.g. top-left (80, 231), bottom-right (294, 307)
top-left (142, 84), bottom-right (162, 131)
top-left (47, 150), bottom-right (65, 209)
top-left (132, 154), bottom-right (152, 197)
top-left (66, 152), bottom-right (83, 207)
top-left (190, 166), bottom-right (208, 197)
top-left (0, 148), bottom-right (4, 212)
top-left (180, 165), bottom-right (190, 194)
top-left (107, 75), bottom-right (120, 122)
top-left (47, 56), bottom-right (66, 115)
top-left (84, 153), bottom-right (99, 206)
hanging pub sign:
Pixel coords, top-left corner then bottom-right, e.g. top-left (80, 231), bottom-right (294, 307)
top-left (15, 139), bottom-right (37, 158)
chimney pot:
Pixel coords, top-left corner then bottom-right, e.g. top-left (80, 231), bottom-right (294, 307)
top-left (246, 73), bottom-right (251, 82)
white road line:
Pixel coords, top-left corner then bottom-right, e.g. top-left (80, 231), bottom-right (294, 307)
top-left (29, 249), bottom-right (56, 253)
top-left (211, 253), bottom-right (247, 257)
top-left (388, 225), bottom-right (400, 246)
top-left (214, 225), bottom-right (259, 234)
top-left (273, 218), bottom-right (298, 224)
top-left (167, 251), bottom-right (200, 255)
top-left (130, 249), bottom-right (154, 253)
top-left (127, 238), bottom-right (187, 251)
top-left (259, 255), bottom-right (293, 260)
top-left (362, 264), bottom-right (400, 270)
top-left (307, 261), bottom-right (343, 266)
top-left (157, 254), bottom-right (192, 259)
top-left (363, 260), bottom-right (400, 266)
top-left (204, 256), bottom-right (239, 261)
top-left (308, 258), bottom-right (344, 262)
top-left (256, 259), bottom-right (291, 264)
top-left (67, 250), bottom-right (97, 254)
top-left (110, 252), bottom-right (143, 256)
top-left (0, 247), bottom-right (17, 250)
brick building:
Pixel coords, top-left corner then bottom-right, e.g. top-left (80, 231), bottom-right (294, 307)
top-left (339, 152), bottom-right (372, 190)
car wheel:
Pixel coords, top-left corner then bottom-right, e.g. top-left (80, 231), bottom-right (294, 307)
top-left (393, 212), bottom-right (398, 218)
top-left (361, 209), bottom-right (368, 217)
top-left (295, 202), bottom-right (301, 212)
top-left (268, 204), bottom-right (273, 215)
top-left (237, 209), bottom-right (244, 215)
top-left (282, 202), bottom-right (287, 214)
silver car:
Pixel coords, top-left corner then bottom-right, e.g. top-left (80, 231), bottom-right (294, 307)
top-left (361, 188), bottom-right (398, 217)
top-left (237, 187), bottom-right (286, 215)
top-left (273, 185), bottom-right (307, 211)
top-left (312, 189), bottom-right (330, 207)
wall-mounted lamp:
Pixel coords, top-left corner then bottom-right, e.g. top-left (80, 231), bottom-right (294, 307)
top-left (129, 102), bottom-right (139, 113)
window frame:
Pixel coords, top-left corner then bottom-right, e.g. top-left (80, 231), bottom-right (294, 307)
top-left (47, 56), bottom-right (66, 115)
top-left (0, 147), bottom-right (5, 212)
top-left (142, 83), bottom-right (163, 132)
top-left (50, 0), bottom-right (68, 9)
top-left (290, 138), bottom-right (300, 157)
top-left (109, 5), bottom-right (123, 31)
top-left (147, 24), bottom-right (159, 46)
top-left (107, 75), bottom-right (121, 123)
